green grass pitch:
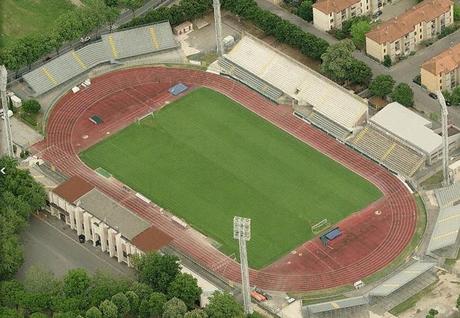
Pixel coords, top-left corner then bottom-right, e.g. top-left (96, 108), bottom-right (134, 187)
top-left (80, 88), bottom-right (382, 268)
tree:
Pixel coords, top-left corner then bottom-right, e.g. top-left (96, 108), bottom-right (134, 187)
top-left (204, 292), bottom-right (244, 318)
top-left (449, 86), bottom-right (460, 105)
top-left (297, 0), bottom-right (313, 22)
top-left (346, 59), bottom-right (372, 85)
top-left (383, 54), bottom-right (392, 67)
top-left (111, 293), bottom-right (130, 317)
top-left (30, 313), bottom-right (48, 318)
top-left (162, 298), bottom-right (187, 318)
top-left (133, 253), bottom-right (180, 293)
top-left (391, 83), bottom-right (414, 107)
top-left (87, 272), bottom-right (131, 308)
top-left (104, 0), bottom-right (119, 6)
top-left (455, 3), bottom-right (460, 21)
top-left (128, 282), bottom-right (154, 302)
top-left (125, 291), bottom-right (139, 314)
top-left (139, 292), bottom-right (167, 318)
top-left (350, 20), bottom-right (371, 48)
top-left (63, 269), bottom-right (91, 297)
top-left (22, 100), bottom-right (41, 114)
top-left (184, 309), bottom-right (208, 318)
top-left (168, 273), bottom-right (202, 310)
top-left (321, 39), bottom-right (356, 83)
top-left (86, 306), bottom-right (103, 318)
top-left (369, 75), bottom-right (395, 98)
top-left (99, 300), bottom-right (118, 318)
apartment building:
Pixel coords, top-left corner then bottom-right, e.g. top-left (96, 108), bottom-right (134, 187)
top-left (365, 0), bottom-right (453, 62)
top-left (48, 176), bottom-right (172, 266)
top-left (313, 0), bottom-right (371, 31)
top-left (421, 43), bottom-right (460, 92)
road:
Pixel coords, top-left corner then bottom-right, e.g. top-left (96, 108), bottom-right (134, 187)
top-left (16, 214), bottom-right (134, 280)
top-left (255, 0), bottom-right (460, 124)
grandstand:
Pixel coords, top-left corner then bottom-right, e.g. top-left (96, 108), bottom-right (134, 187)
top-left (349, 125), bottom-right (425, 177)
top-left (369, 261), bottom-right (436, 297)
top-left (23, 22), bottom-right (178, 96)
top-left (101, 22), bottom-right (177, 60)
top-left (348, 102), bottom-right (459, 177)
top-left (427, 204), bottom-right (460, 254)
top-left (303, 296), bottom-right (369, 317)
top-left (219, 35), bottom-right (368, 139)
top-left (435, 181), bottom-right (460, 207)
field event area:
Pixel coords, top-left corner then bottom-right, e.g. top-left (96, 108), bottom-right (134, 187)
top-left (80, 88), bottom-right (382, 268)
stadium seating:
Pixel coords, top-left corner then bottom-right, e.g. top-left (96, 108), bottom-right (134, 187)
top-left (218, 58), bottom-right (283, 102)
top-left (101, 22), bottom-right (177, 60)
top-left (23, 22), bottom-right (178, 96)
top-left (308, 111), bottom-right (351, 140)
top-left (349, 125), bottom-right (425, 177)
top-left (76, 41), bottom-right (110, 68)
top-left (435, 182), bottom-right (460, 207)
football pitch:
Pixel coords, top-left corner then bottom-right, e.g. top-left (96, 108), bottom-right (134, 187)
top-left (80, 88), bottom-right (382, 268)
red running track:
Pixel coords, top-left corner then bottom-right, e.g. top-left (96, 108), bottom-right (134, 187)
top-left (33, 67), bottom-right (417, 292)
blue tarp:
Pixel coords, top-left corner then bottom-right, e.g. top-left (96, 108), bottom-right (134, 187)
top-left (324, 227), bottom-right (342, 240)
top-left (169, 83), bottom-right (188, 96)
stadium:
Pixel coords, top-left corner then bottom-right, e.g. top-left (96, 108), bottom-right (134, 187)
top-left (17, 18), bottom-right (448, 315)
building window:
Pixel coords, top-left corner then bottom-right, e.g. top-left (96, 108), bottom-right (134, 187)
top-left (123, 251), bottom-right (128, 258)
top-left (330, 19), bottom-right (334, 23)
top-left (420, 35), bottom-right (422, 39)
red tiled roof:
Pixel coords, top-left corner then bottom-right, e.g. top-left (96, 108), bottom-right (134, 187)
top-left (52, 176), bottom-right (94, 203)
top-left (313, 0), bottom-right (361, 15)
top-left (366, 0), bottom-right (452, 45)
top-left (422, 42), bottom-right (460, 75)
top-left (131, 226), bottom-right (173, 252)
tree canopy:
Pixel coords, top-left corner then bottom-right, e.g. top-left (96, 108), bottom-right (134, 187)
top-left (391, 83), bottom-right (414, 107)
top-left (350, 20), bottom-right (371, 48)
top-left (369, 75), bottom-right (395, 98)
top-left (297, 0), bottom-right (314, 22)
top-left (204, 292), bottom-right (244, 318)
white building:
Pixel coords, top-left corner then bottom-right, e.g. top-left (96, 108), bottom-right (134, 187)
top-left (49, 176), bottom-right (173, 266)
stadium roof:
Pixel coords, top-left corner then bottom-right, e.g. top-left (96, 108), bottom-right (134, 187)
top-left (435, 181), bottom-right (460, 207)
top-left (78, 189), bottom-right (150, 240)
top-left (304, 296), bottom-right (368, 313)
top-left (369, 261), bottom-right (436, 297)
top-left (427, 204), bottom-right (460, 253)
top-left (370, 102), bottom-right (441, 155)
top-left (223, 36), bottom-right (368, 131)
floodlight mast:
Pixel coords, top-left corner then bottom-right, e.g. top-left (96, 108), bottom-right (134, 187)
top-left (436, 91), bottom-right (451, 186)
top-left (233, 216), bottom-right (253, 315)
top-left (213, 0), bottom-right (224, 56)
top-left (0, 65), bottom-right (14, 157)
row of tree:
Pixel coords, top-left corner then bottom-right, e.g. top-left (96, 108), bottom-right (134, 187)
top-left (0, 251), bottom-right (259, 318)
top-left (0, 156), bottom-right (46, 281)
top-left (369, 74), bottom-right (414, 107)
top-left (0, 0), bottom-right (120, 72)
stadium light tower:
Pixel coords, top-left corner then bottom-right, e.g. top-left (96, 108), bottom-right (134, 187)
top-left (437, 91), bottom-right (451, 186)
top-left (0, 65), bottom-right (14, 157)
top-left (233, 216), bottom-right (253, 315)
top-left (213, 0), bottom-right (224, 56)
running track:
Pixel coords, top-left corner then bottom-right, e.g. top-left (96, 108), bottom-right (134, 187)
top-left (33, 67), bottom-right (417, 292)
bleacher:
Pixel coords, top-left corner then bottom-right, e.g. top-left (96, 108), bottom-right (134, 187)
top-left (349, 125), bottom-right (425, 177)
top-left (23, 22), bottom-right (178, 96)
top-left (435, 182), bottom-right (460, 208)
top-left (218, 58), bottom-right (283, 102)
top-left (76, 41), bottom-right (109, 68)
top-left (308, 111), bottom-right (351, 140)
top-left (101, 22), bottom-right (177, 60)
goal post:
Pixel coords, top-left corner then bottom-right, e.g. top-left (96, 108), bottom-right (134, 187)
top-left (311, 218), bottom-right (330, 234)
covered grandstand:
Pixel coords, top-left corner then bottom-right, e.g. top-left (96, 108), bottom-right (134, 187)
top-left (303, 296), bottom-right (369, 317)
top-left (348, 102), bottom-right (460, 177)
top-left (426, 204), bottom-right (460, 254)
top-left (435, 181), bottom-right (460, 207)
top-left (219, 35), bottom-right (368, 140)
top-left (369, 261), bottom-right (436, 297)
top-left (23, 22), bottom-right (178, 96)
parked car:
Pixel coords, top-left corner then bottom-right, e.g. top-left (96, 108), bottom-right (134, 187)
top-left (428, 92), bottom-right (438, 100)
top-left (80, 36), bottom-right (91, 43)
top-left (0, 110), bottom-right (13, 120)
top-left (78, 234), bottom-right (85, 243)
